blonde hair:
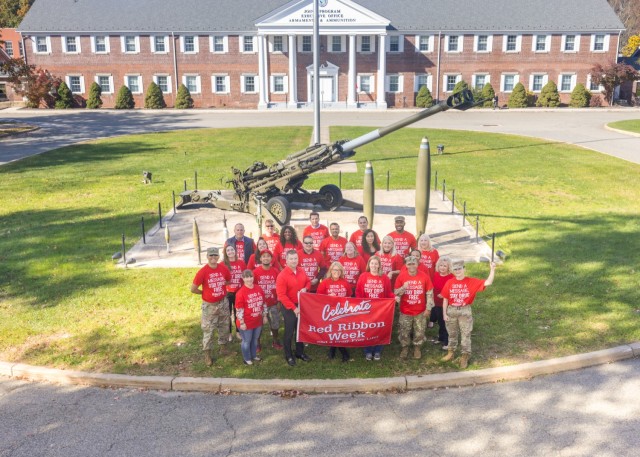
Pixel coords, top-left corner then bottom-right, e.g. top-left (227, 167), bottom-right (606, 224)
top-left (326, 261), bottom-right (345, 279)
top-left (435, 255), bottom-right (452, 273)
top-left (418, 233), bottom-right (434, 250)
top-left (380, 235), bottom-right (397, 256)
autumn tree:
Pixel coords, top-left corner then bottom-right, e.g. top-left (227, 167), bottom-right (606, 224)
top-left (0, 0), bottom-right (34, 27)
top-left (0, 58), bottom-right (60, 108)
top-left (590, 62), bottom-right (639, 104)
top-left (621, 34), bottom-right (640, 57)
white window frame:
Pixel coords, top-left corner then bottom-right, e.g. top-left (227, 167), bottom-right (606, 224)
top-left (91, 35), bottom-right (110, 54)
top-left (501, 73), bottom-right (519, 92)
top-left (590, 34), bottom-right (609, 52)
top-left (240, 35), bottom-right (256, 54)
top-left (357, 35), bottom-right (376, 53)
top-left (121, 35), bottom-right (140, 54)
top-left (270, 74), bottom-right (288, 94)
top-left (179, 35), bottom-right (199, 54)
top-left (209, 35), bottom-right (228, 54)
top-left (328, 35), bottom-right (346, 53)
top-left (4, 40), bottom-right (13, 56)
top-left (472, 74), bottom-right (490, 90)
top-left (150, 35), bottom-right (169, 54)
top-left (298, 35), bottom-right (313, 53)
top-left (66, 75), bottom-right (85, 94)
top-left (443, 74), bottom-right (462, 92)
top-left (61, 36), bottom-right (81, 54)
top-left (414, 74), bottom-right (432, 92)
top-left (558, 74), bottom-right (577, 92)
top-left (33, 36), bottom-right (51, 54)
top-left (95, 74), bottom-right (114, 94)
top-left (125, 74), bottom-right (143, 94)
top-left (153, 74), bottom-right (172, 94)
top-left (414, 35), bottom-right (434, 53)
top-left (269, 35), bottom-right (287, 53)
top-left (532, 34), bottom-right (551, 53)
top-left (386, 74), bottom-right (403, 93)
top-left (387, 35), bottom-right (404, 53)
top-left (586, 74), bottom-right (604, 92)
top-left (561, 34), bottom-right (580, 53)
top-left (241, 74), bottom-right (258, 94)
top-left (182, 75), bottom-right (201, 94)
top-left (503, 34), bottom-right (521, 52)
top-left (357, 74), bottom-right (374, 93)
top-left (445, 35), bottom-right (462, 53)
top-left (474, 35), bottom-right (492, 53)
top-left (529, 73), bottom-right (548, 92)
top-left (212, 74), bottom-right (230, 94)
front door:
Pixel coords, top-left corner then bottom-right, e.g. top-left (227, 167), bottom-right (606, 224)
top-left (319, 76), bottom-right (335, 103)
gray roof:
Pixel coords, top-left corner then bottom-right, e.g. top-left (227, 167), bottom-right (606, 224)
top-left (18, 0), bottom-right (624, 34)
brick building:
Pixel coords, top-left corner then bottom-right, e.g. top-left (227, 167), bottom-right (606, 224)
top-left (16, 0), bottom-right (624, 109)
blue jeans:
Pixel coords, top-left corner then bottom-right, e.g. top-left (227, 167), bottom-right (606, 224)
top-left (364, 345), bottom-right (383, 356)
top-left (239, 326), bottom-right (262, 362)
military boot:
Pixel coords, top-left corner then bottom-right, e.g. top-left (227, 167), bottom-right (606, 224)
top-left (203, 350), bottom-right (213, 367)
top-left (459, 353), bottom-right (470, 369)
top-left (400, 347), bottom-right (409, 359)
top-left (413, 346), bottom-right (422, 359)
top-left (441, 349), bottom-right (455, 362)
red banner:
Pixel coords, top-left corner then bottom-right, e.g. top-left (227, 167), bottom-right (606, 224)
top-left (297, 292), bottom-right (395, 347)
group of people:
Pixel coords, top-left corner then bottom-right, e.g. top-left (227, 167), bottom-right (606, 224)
top-left (191, 212), bottom-right (496, 369)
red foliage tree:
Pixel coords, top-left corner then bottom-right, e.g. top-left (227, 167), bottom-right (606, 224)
top-left (590, 61), bottom-right (639, 105)
top-left (0, 58), bottom-right (61, 108)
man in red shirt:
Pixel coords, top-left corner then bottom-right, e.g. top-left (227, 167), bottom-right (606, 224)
top-left (262, 219), bottom-right (281, 253)
top-left (441, 259), bottom-right (496, 368)
top-left (276, 250), bottom-right (312, 366)
top-left (190, 246), bottom-right (231, 366)
top-left (252, 250), bottom-right (283, 349)
top-left (303, 211), bottom-right (329, 250)
top-left (387, 215), bottom-right (416, 258)
top-left (297, 235), bottom-right (327, 292)
top-left (320, 222), bottom-right (347, 266)
top-left (394, 255), bottom-right (434, 360)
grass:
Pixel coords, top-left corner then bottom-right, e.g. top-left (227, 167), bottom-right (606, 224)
top-left (608, 119), bottom-right (640, 134)
top-left (1, 126), bottom-right (639, 379)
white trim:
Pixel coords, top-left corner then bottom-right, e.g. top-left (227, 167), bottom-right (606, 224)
top-left (268, 35), bottom-right (288, 53)
top-left (502, 34), bottom-right (522, 52)
top-left (150, 35), bottom-right (169, 54)
top-left (443, 74), bottom-right (462, 92)
top-left (357, 73), bottom-right (375, 93)
top-left (180, 35), bottom-right (199, 54)
top-left (590, 33), bottom-right (609, 52)
top-left (95, 74), bottom-right (114, 94)
top-left (152, 74), bottom-right (172, 94)
top-left (121, 35), bottom-right (140, 54)
top-left (124, 74), bottom-right (143, 94)
top-left (586, 74), bottom-right (604, 92)
top-left (385, 74), bottom-right (403, 93)
top-left (209, 35), bottom-right (228, 53)
top-left (414, 73), bottom-right (433, 92)
top-left (528, 73), bottom-right (548, 92)
top-left (240, 35), bottom-right (257, 54)
top-left (532, 34), bottom-right (551, 53)
top-left (211, 74), bottom-right (230, 94)
top-left (32, 36), bottom-right (51, 54)
top-left (414, 35), bottom-right (434, 53)
top-left (473, 34), bottom-right (493, 53)
top-left (328, 35), bottom-right (346, 53)
top-left (445, 35), bottom-right (463, 53)
top-left (501, 73), bottom-right (519, 92)
top-left (240, 74), bottom-right (258, 94)
top-left (182, 74), bottom-right (201, 94)
top-left (561, 34), bottom-right (580, 53)
top-left (90, 35), bottom-right (110, 54)
top-left (472, 73), bottom-right (490, 89)
top-left (65, 74), bottom-right (85, 94)
top-left (357, 35), bottom-right (376, 53)
top-left (386, 34), bottom-right (404, 53)
top-left (558, 73), bottom-right (577, 92)
top-left (61, 36), bottom-right (81, 54)
top-left (297, 35), bottom-right (312, 53)
top-left (270, 74), bottom-right (288, 93)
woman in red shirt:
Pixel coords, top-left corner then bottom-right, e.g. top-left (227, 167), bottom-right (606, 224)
top-left (223, 244), bottom-right (247, 341)
top-left (418, 233), bottom-right (440, 280)
top-left (377, 235), bottom-right (404, 288)
top-left (235, 270), bottom-right (268, 365)
top-left (273, 225), bottom-right (303, 268)
top-left (338, 242), bottom-right (366, 296)
top-left (431, 256), bottom-right (453, 347)
top-left (247, 237), bottom-right (280, 271)
top-left (316, 262), bottom-right (351, 362)
top-left (357, 229), bottom-right (380, 262)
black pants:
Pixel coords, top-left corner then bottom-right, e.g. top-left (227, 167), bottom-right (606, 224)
top-left (227, 292), bottom-right (238, 333)
top-left (283, 307), bottom-right (305, 360)
top-left (430, 306), bottom-right (449, 344)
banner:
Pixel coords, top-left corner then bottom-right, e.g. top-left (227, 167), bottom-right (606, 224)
top-left (297, 292), bottom-right (395, 347)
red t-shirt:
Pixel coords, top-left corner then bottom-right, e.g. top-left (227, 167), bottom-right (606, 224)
top-left (235, 285), bottom-right (266, 330)
top-left (338, 255), bottom-right (366, 292)
top-left (276, 266), bottom-right (311, 310)
top-left (247, 252), bottom-right (280, 271)
top-left (355, 272), bottom-right (394, 299)
top-left (316, 277), bottom-right (351, 297)
top-left (378, 251), bottom-right (404, 287)
top-left (192, 263), bottom-right (231, 303)
top-left (432, 272), bottom-right (454, 307)
top-left (225, 259), bottom-right (246, 293)
top-left (387, 231), bottom-right (417, 258)
top-left (296, 248), bottom-right (326, 292)
top-left (303, 224), bottom-right (330, 250)
top-left (273, 240), bottom-right (303, 268)
top-left (262, 234), bottom-right (281, 253)
top-left (320, 236), bottom-right (347, 265)
top-left (350, 230), bottom-right (380, 248)
top-left (395, 270), bottom-right (433, 315)
top-left (441, 276), bottom-right (486, 307)
top-left (420, 249), bottom-right (440, 279)
top-left (253, 266), bottom-right (279, 307)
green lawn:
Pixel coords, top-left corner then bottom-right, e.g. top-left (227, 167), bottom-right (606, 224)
top-left (1, 126), bottom-right (639, 379)
top-left (608, 119), bottom-right (640, 134)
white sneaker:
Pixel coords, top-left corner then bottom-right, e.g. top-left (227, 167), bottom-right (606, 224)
top-left (373, 353), bottom-right (381, 361)
top-left (243, 360), bottom-right (253, 365)
top-left (365, 353), bottom-right (373, 361)
top-left (228, 334), bottom-right (233, 342)
top-left (442, 345), bottom-right (449, 350)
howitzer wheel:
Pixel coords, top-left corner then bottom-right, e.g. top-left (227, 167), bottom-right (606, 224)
top-left (266, 196), bottom-right (291, 226)
top-left (318, 184), bottom-right (343, 211)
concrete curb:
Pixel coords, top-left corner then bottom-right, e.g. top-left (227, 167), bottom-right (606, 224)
top-left (2, 343), bottom-right (638, 394)
top-left (604, 124), bottom-right (640, 138)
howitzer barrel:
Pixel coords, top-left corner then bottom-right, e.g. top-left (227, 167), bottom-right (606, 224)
top-left (340, 89), bottom-right (476, 154)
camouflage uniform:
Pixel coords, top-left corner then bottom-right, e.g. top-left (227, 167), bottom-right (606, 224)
top-left (201, 298), bottom-right (231, 351)
top-left (445, 306), bottom-right (473, 354)
top-left (398, 313), bottom-right (427, 347)
top-left (267, 303), bottom-right (283, 331)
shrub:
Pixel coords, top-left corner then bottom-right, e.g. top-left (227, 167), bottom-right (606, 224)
top-left (175, 84), bottom-right (194, 109)
top-left (507, 82), bottom-right (528, 108)
top-left (589, 95), bottom-right (603, 107)
top-left (453, 80), bottom-right (469, 94)
top-left (54, 81), bottom-right (73, 109)
top-left (415, 85), bottom-right (434, 108)
top-left (480, 82), bottom-right (496, 108)
top-left (536, 81), bottom-right (561, 107)
top-left (86, 82), bottom-right (103, 109)
top-left (115, 85), bottom-right (135, 109)
top-left (569, 83), bottom-right (591, 108)
top-left (144, 81), bottom-right (166, 109)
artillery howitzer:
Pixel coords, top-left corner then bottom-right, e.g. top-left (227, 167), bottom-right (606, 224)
top-left (179, 89), bottom-right (478, 225)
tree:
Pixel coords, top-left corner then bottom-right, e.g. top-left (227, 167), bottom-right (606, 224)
top-left (54, 81), bottom-right (73, 109)
top-left (536, 81), bottom-right (561, 107)
top-left (591, 62), bottom-right (639, 105)
top-left (480, 83), bottom-right (496, 108)
top-left (607, 0), bottom-right (640, 43)
top-left (569, 83), bottom-right (592, 107)
top-left (0, 0), bottom-right (34, 27)
top-left (507, 82), bottom-right (528, 108)
top-left (621, 34), bottom-right (640, 57)
top-left (115, 85), bottom-right (135, 109)
top-left (86, 82), bottom-right (103, 109)
top-left (175, 83), bottom-right (193, 109)
top-left (144, 81), bottom-right (166, 109)
top-left (415, 85), bottom-right (433, 108)
top-left (0, 58), bottom-right (60, 108)
top-left (452, 80), bottom-right (469, 94)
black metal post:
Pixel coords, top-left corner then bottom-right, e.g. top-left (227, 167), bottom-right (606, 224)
top-left (491, 232), bottom-right (496, 262)
top-left (462, 201), bottom-right (466, 227)
top-left (451, 189), bottom-right (455, 213)
top-left (434, 171), bottom-right (438, 190)
top-left (386, 170), bottom-right (390, 191)
top-left (339, 170), bottom-right (342, 189)
top-left (475, 216), bottom-right (479, 244)
top-left (172, 191), bottom-right (176, 214)
top-left (141, 216), bottom-right (146, 244)
top-left (442, 180), bottom-right (446, 201)
top-left (194, 171), bottom-right (198, 190)
top-left (184, 180), bottom-right (187, 192)
top-left (121, 233), bottom-right (127, 267)
top-left (158, 202), bottom-right (163, 229)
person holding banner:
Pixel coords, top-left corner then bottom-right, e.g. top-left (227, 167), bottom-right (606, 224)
top-left (276, 250), bottom-right (312, 366)
top-left (338, 242), bottom-right (366, 296)
top-left (395, 256), bottom-right (435, 360)
top-left (223, 244), bottom-right (246, 342)
top-left (316, 262), bottom-right (351, 362)
top-left (378, 235), bottom-right (404, 288)
top-left (356, 255), bottom-right (395, 361)
top-left (235, 270), bottom-right (268, 365)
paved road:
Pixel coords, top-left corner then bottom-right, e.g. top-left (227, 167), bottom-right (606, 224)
top-left (2, 357), bottom-right (640, 456)
top-left (1, 107), bottom-right (640, 165)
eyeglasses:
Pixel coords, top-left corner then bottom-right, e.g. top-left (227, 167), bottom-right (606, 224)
top-left (208, 254), bottom-right (219, 257)
top-left (303, 241), bottom-right (313, 245)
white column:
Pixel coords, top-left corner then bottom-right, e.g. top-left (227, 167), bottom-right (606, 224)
top-left (347, 34), bottom-right (357, 108)
top-left (288, 35), bottom-right (298, 107)
top-left (258, 35), bottom-right (269, 109)
top-left (376, 34), bottom-right (387, 108)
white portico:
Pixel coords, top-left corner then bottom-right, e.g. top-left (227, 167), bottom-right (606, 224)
top-left (255, 0), bottom-right (390, 109)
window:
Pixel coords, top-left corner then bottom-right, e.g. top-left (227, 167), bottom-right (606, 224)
top-left (34, 36), bottom-right (50, 53)
top-left (562, 34), bottom-right (579, 52)
top-left (416, 35), bottom-right (432, 52)
top-left (96, 75), bottom-right (113, 94)
top-left (302, 36), bottom-right (312, 52)
top-left (92, 36), bottom-right (109, 53)
top-left (242, 75), bottom-right (257, 93)
top-left (183, 75), bottom-right (200, 94)
top-left (502, 74), bottom-right (518, 92)
top-left (534, 35), bottom-right (548, 52)
top-left (154, 75), bottom-right (171, 93)
top-left (386, 74), bottom-right (402, 92)
top-left (475, 35), bottom-right (491, 52)
top-left (358, 74), bottom-right (373, 93)
top-left (18, 41), bottom-right (23, 56)
top-left (361, 35), bottom-right (371, 53)
top-left (152, 36), bottom-right (168, 53)
top-left (273, 35), bottom-right (284, 52)
top-left (446, 35), bottom-right (461, 52)
top-left (210, 35), bottom-right (227, 53)
top-left (445, 75), bottom-right (460, 92)
top-left (273, 75), bottom-right (285, 93)
top-left (388, 35), bottom-right (403, 52)
top-left (213, 36), bottom-right (224, 52)
top-left (504, 34), bottom-right (520, 52)
top-left (63, 36), bottom-right (80, 53)
top-left (330, 35), bottom-right (344, 52)
top-left (473, 74), bottom-right (488, 90)
top-left (180, 36), bottom-right (199, 53)
top-left (530, 74), bottom-right (547, 92)
top-left (122, 36), bottom-right (139, 53)
top-left (126, 75), bottom-right (142, 94)
top-left (67, 75), bottom-right (83, 93)
top-left (591, 34), bottom-right (608, 52)
top-left (559, 74), bottom-right (575, 92)
top-left (414, 74), bottom-right (432, 92)
top-left (587, 74), bottom-right (603, 92)
top-left (242, 36), bottom-right (255, 53)
top-left (212, 75), bottom-right (229, 93)
top-left (4, 40), bottom-right (13, 56)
